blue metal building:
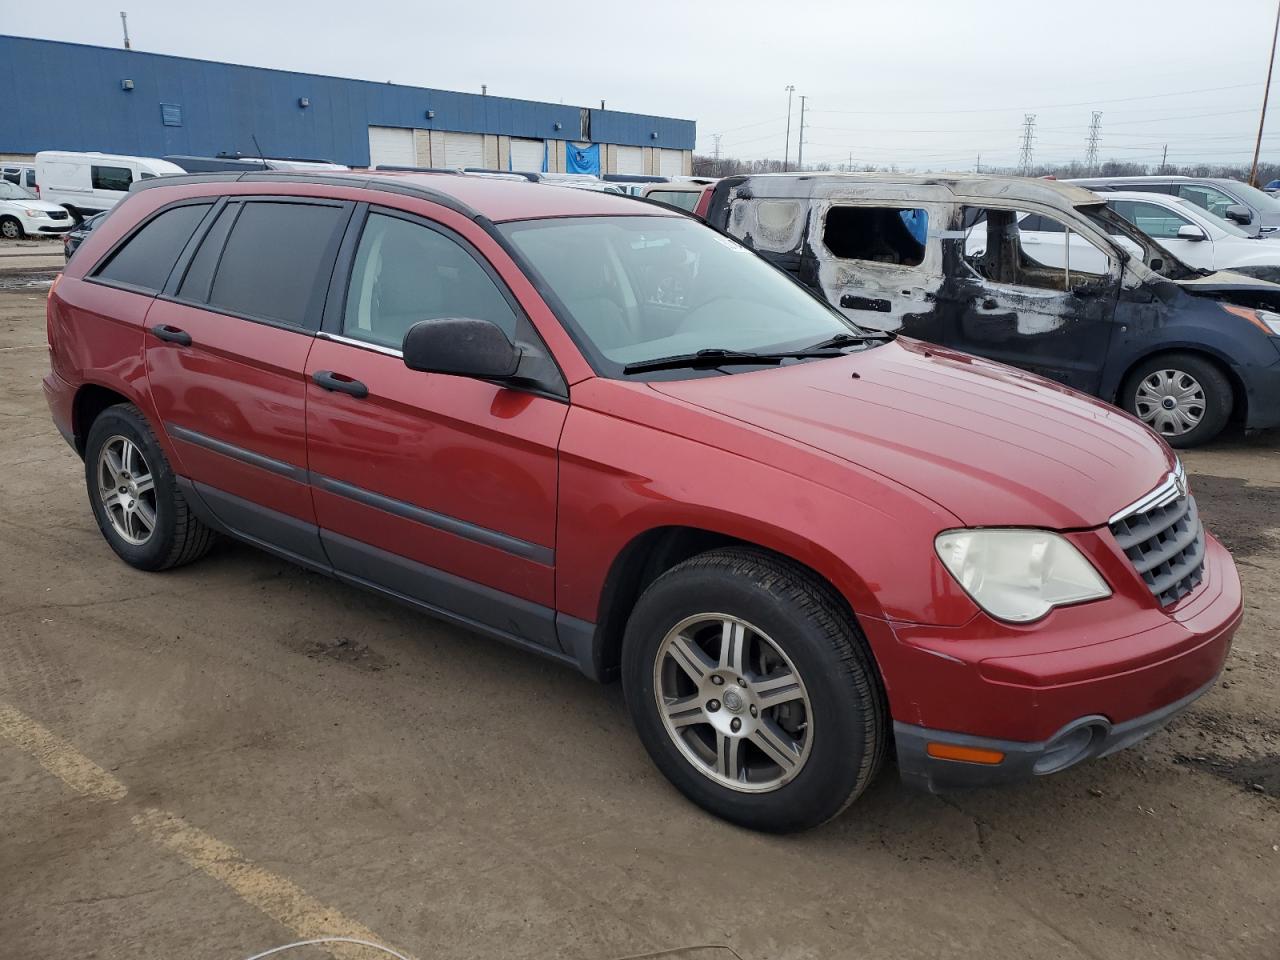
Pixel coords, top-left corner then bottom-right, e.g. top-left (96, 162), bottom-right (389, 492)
top-left (0, 35), bottom-right (696, 175)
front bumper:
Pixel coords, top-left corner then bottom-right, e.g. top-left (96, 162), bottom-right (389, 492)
top-left (860, 532), bottom-right (1242, 791)
top-left (24, 215), bottom-right (73, 235)
top-left (895, 675), bottom-right (1217, 792)
top-left (1244, 345), bottom-right (1280, 430)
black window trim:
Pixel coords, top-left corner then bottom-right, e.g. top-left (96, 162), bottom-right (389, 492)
top-left (85, 197), bottom-right (219, 298)
top-left (320, 202), bottom-right (569, 400)
top-left (155, 195), bottom-right (355, 336)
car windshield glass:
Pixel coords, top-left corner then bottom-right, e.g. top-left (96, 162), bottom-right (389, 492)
top-left (1169, 197), bottom-right (1251, 238)
top-left (0, 182), bottom-right (36, 200)
top-left (1219, 180), bottom-right (1280, 213)
top-left (500, 215), bottom-right (874, 377)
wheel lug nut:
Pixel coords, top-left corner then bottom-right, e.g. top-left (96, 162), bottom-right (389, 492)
top-left (707, 700), bottom-right (720, 712)
top-left (711, 675), bottom-right (724, 685)
top-left (749, 705), bottom-right (758, 717)
top-left (731, 718), bottom-right (742, 732)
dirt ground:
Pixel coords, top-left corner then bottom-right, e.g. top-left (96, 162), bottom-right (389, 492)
top-left (1, 276), bottom-right (1278, 960)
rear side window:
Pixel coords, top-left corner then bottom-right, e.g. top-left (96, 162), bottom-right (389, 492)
top-left (823, 206), bottom-right (928, 266)
top-left (91, 165), bottom-right (133, 192)
top-left (95, 203), bottom-right (212, 292)
top-left (646, 190), bottom-right (699, 212)
top-left (207, 201), bottom-right (344, 329)
top-left (177, 205), bottom-right (237, 302)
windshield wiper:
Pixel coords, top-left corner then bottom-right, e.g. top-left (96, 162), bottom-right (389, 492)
top-left (622, 347), bottom-right (844, 375)
top-left (807, 331), bottom-right (893, 349)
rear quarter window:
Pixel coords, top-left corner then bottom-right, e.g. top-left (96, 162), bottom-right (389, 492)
top-left (94, 203), bottom-right (213, 292)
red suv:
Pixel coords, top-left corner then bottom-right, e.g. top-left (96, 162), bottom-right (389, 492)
top-left (44, 172), bottom-right (1242, 832)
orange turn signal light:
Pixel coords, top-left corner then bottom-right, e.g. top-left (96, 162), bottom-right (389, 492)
top-left (926, 742), bottom-right (1006, 765)
top-left (1222, 303), bottom-right (1274, 335)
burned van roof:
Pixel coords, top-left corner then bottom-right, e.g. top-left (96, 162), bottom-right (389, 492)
top-left (723, 173), bottom-right (1105, 210)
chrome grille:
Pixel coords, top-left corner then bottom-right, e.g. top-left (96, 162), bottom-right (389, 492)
top-left (1109, 481), bottom-right (1205, 607)
top-left (47, 209), bottom-right (69, 220)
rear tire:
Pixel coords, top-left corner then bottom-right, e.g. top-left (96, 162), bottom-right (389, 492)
top-left (84, 404), bottom-right (217, 571)
top-left (0, 216), bottom-right (23, 240)
top-left (622, 547), bottom-right (887, 833)
top-left (1121, 352), bottom-right (1232, 448)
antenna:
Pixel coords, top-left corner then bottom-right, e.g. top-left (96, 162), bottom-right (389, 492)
top-left (251, 133), bottom-right (267, 166)
top-left (120, 10), bottom-right (132, 50)
top-left (1018, 114), bottom-right (1036, 175)
top-left (1084, 111), bottom-right (1102, 174)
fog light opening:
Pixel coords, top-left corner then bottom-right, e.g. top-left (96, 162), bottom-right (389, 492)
top-left (1035, 720), bottom-right (1107, 775)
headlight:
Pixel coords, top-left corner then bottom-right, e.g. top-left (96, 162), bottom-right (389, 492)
top-left (22, 208), bottom-right (44, 218)
top-left (1223, 303), bottom-right (1280, 335)
top-left (935, 529), bottom-right (1111, 623)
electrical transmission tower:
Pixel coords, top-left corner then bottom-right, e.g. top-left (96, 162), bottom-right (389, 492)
top-left (712, 134), bottom-right (722, 161)
top-left (1018, 114), bottom-right (1036, 175)
top-left (1084, 111), bottom-right (1102, 173)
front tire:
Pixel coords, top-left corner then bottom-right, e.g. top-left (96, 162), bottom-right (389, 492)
top-left (622, 547), bottom-right (887, 833)
top-left (1121, 353), bottom-right (1232, 448)
top-left (0, 216), bottom-right (23, 240)
top-left (84, 404), bottom-right (217, 571)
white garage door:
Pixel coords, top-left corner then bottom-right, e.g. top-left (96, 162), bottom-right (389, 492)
top-left (659, 149), bottom-right (684, 178)
top-left (615, 145), bottom-right (643, 175)
top-left (509, 138), bottom-right (545, 172)
top-left (367, 126), bottom-right (415, 169)
top-left (441, 132), bottom-right (485, 168)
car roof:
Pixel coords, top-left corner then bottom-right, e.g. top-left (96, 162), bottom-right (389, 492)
top-left (725, 172), bottom-right (1105, 208)
top-left (134, 169), bottom-right (673, 222)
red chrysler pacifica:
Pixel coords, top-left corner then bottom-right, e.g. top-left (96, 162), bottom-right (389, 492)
top-left (44, 172), bottom-right (1242, 832)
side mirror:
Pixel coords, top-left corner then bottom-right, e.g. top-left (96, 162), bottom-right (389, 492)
top-left (402, 317), bottom-right (522, 379)
top-left (1225, 204), bottom-right (1253, 225)
top-left (1176, 224), bottom-right (1207, 242)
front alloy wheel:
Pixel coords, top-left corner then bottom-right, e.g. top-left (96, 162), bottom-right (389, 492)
top-left (654, 613), bottom-right (813, 793)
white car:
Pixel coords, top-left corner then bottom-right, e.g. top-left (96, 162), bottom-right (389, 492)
top-left (0, 180), bottom-right (75, 239)
top-left (35, 151), bottom-right (185, 220)
top-left (1101, 190), bottom-right (1280, 281)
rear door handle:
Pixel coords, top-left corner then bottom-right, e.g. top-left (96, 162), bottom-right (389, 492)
top-left (150, 324), bottom-right (192, 346)
top-left (312, 370), bottom-right (369, 399)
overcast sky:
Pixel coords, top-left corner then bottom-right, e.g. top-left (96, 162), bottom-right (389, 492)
top-left (8, 0), bottom-right (1280, 170)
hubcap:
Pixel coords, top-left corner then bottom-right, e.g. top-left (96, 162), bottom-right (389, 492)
top-left (1, 221), bottom-right (18, 239)
top-left (1134, 369), bottom-right (1205, 438)
top-left (653, 613), bottom-right (813, 794)
top-left (96, 435), bottom-right (157, 546)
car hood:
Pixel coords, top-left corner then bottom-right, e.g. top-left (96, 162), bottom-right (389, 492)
top-left (2, 198), bottom-right (63, 213)
top-left (1174, 269), bottom-right (1280, 295)
top-left (649, 338), bottom-right (1174, 529)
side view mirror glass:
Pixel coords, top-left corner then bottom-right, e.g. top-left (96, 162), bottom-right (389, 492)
top-left (1224, 204), bottom-right (1253, 225)
top-left (402, 317), bottom-right (522, 380)
top-left (1176, 224), bottom-right (1207, 242)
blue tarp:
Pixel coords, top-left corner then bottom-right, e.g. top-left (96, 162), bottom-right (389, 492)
top-left (566, 143), bottom-right (601, 176)
top-left (900, 208), bottom-right (928, 244)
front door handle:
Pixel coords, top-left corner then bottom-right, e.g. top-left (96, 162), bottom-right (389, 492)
top-left (981, 298), bottom-right (999, 310)
top-left (312, 370), bottom-right (369, 399)
top-left (151, 324), bottom-right (192, 346)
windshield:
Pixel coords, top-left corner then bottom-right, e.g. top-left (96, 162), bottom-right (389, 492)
top-left (1080, 203), bottom-right (1201, 280)
top-left (0, 181), bottom-right (37, 201)
top-left (1218, 180), bottom-right (1280, 214)
top-left (1169, 197), bottom-right (1252, 238)
top-left (500, 216), bottom-right (869, 377)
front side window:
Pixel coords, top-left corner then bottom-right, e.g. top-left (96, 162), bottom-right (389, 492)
top-left (91, 165), bottom-right (133, 192)
top-left (342, 212), bottom-right (517, 350)
top-left (963, 207), bottom-right (1111, 290)
top-left (1176, 184), bottom-right (1236, 218)
top-left (501, 215), bottom-right (862, 375)
top-left (207, 201), bottom-right (344, 329)
top-left (1108, 199), bottom-right (1193, 240)
top-left (823, 206), bottom-right (928, 266)
top-left (95, 203), bottom-right (212, 292)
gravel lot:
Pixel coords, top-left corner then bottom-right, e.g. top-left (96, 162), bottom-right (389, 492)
top-left (1, 276), bottom-right (1277, 960)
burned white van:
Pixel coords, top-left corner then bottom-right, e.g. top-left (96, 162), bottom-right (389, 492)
top-left (702, 173), bottom-right (1280, 447)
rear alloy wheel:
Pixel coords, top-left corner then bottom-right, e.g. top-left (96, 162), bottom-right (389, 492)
top-left (1123, 353), bottom-right (1232, 448)
top-left (0, 216), bottom-right (23, 240)
top-left (623, 547), bottom-right (886, 833)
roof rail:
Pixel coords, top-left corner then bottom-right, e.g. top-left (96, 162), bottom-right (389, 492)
top-left (374, 165), bottom-right (461, 174)
top-left (463, 167), bottom-right (540, 182)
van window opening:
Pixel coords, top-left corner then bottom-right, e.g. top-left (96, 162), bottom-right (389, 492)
top-left (961, 207), bottom-right (1109, 292)
top-left (823, 207), bottom-right (927, 266)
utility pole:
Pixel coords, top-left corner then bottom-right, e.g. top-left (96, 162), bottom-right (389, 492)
top-left (847, 150), bottom-right (852, 173)
top-left (783, 85), bottom-right (795, 172)
top-left (1084, 111), bottom-right (1102, 174)
top-left (1161, 144), bottom-right (1169, 172)
top-left (119, 10), bottom-right (131, 50)
top-left (976, 152), bottom-right (981, 174)
top-left (797, 95), bottom-right (808, 171)
top-left (1018, 114), bottom-right (1036, 176)
top-left (1250, 0), bottom-right (1280, 186)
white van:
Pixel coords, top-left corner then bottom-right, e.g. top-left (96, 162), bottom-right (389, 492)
top-left (34, 152), bottom-right (185, 219)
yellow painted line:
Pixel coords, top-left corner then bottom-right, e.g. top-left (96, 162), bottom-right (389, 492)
top-left (0, 702), bottom-right (127, 801)
top-left (0, 700), bottom-right (410, 960)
